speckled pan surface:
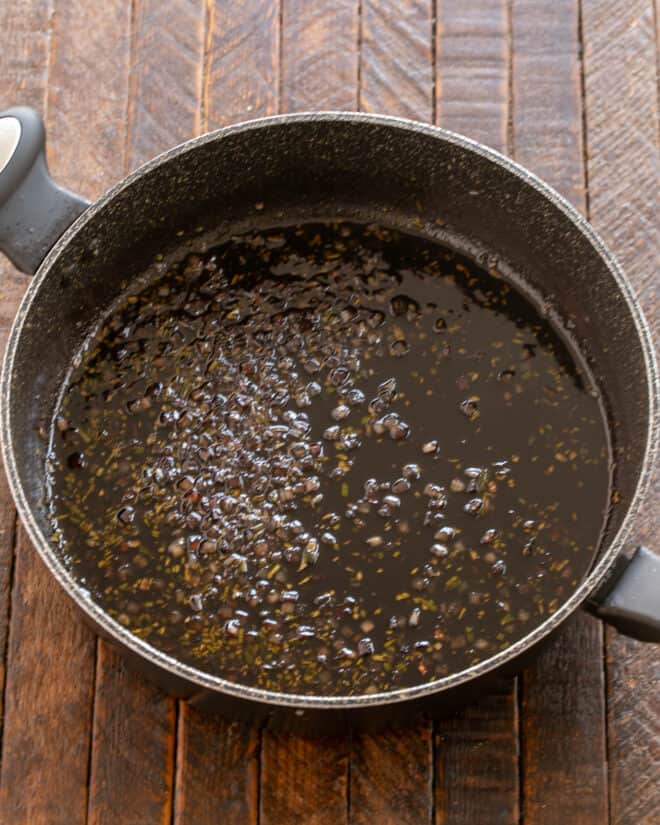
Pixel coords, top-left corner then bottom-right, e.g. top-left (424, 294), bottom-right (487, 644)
top-left (1, 113), bottom-right (657, 714)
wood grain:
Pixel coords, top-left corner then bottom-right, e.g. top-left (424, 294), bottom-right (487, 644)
top-left (128, 0), bottom-right (206, 168)
top-left (436, 0), bottom-right (509, 152)
top-left (260, 733), bottom-right (349, 825)
top-left (511, 2), bottom-right (609, 823)
top-left (434, 10), bottom-right (519, 825)
top-left (174, 703), bottom-right (259, 825)
top-left (281, 0), bottom-right (359, 112)
top-left (0, 0), bottom-right (52, 757)
top-left (350, 724), bottom-right (432, 825)
top-left (359, 0), bottom-right (433, 120)
top-left (204, 0), bottom-right (279, 130)
top-left (582, 1), bottom-right (660, 823)
top-left (511, 0), bottom-right (584, 209)
top-left (435, 682), bottom-right (519, 825)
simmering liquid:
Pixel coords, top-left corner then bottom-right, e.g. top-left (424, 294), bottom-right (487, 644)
top-left (47, 222), bottom-right (611, 695)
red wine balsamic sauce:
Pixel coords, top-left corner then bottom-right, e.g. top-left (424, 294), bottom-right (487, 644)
top-left (47, 222), bottom-right (610, 695)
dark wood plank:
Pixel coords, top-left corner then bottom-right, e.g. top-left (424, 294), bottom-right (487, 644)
top-left (350, 6), bottom-right (434, 824)
top-left (88, 646), bottom-right (177, 825)
top-left (260, 733), bottom-right (349, 825)
top-left (128, 0), bottom-right (206, 168)
top-left (0, 3), bottom-right (97, 824)
top-left (435, 682), bottom-right (519, 825)
top-left (204, 0), bottom-right (279, 130)
top-left (281, 0), bottom-right (359, 111)
top-left (45, 0), bottom-right (130, 191)
top-left (0, 0), bottom-right (52, 755)
top-left (360, 0), bottom-right (433, 120)
top-left (519, 617), bottom-right (608, 825)
top-left (350, 724), bottom-right (432, 825)
top-left (582, 2), bottom-right (660, 823)
top-left (511, 3), bottom-right (610, 824)
top-left (0, 532), bottom-right (96, 825)
top-left (434, 8), bottom-right (519, 825)
top-left (171, 5), bottom-right (280, 824)
top-left (436, 0), bottom-right (509, 152)
top-left (174, 704), bottom-right (259, 825)
top-left (511, 0), bottom-right (584, 208)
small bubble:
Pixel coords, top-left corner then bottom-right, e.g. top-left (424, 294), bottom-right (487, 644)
top-left (392, 478), bottom-right (411, 494)
top-left (390, 339), bottom-right (410, 357)
top-left (377, 377), bottom-right (397, 400)
top-left (346, 388), bottom-right (365, 406)
top-left (434, 526), bottom-right (456, 542)
top-left (408, 608), bottom-right (421, 627)
top-left (403, 463), bottom-right (422, 480)
top-left (464, 498), bottom-right (483, 515)
top-left (389, 420), bottom-right (410, 441)
top-left (424, 482), bottom-right (443, 497)
top-left (464, 467), bottom-right (482, 478)
top-left (331, 404), bottom-right (350, 421)
top-left (460, 398), bottom-right (479, 419)
top-left (358, 637), bottom-right (375, 657)
top-left (67, 451), bottom-right (85, 469)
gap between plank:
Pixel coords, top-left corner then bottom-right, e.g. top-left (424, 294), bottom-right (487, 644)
top-left (577, 0), bottom-right (592, 220)
top-left (356, 0), bottom-right (363, 112)
top-left (431, 0), bottom-right (438, 126)
top-left (516, 678), bottom-right (525, 825)
top-left (201, 0), bottom-right (215, 134)
top-left (123, 0), bottom-right (138, 175)
top-left (83, 642), bottom-right (100, 825)
top-left (169, 699), bottom-right (181, 825)
top-left (277, 0), bottom-right (284, 114)
top-left (506, 0), bottom-right (515, 159)
top-left (0, 512), bottom-right (18, 778)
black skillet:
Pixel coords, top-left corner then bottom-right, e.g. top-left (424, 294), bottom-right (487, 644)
top-left (0, 106), bottom-right (657, 732)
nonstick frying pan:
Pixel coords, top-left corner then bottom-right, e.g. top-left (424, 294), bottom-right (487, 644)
top-left (0, 106), bottom-right (658, 731)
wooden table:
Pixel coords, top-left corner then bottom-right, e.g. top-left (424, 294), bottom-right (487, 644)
top-left (0, 1), bottom-right (657, 823)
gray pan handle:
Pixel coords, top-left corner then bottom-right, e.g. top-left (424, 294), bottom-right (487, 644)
top-left (0, 106), bottom-right (90, 274)
top-left (587, 546), bottom-right (660, 642)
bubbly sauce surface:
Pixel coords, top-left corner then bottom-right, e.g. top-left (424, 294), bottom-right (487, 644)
top-left (47, 222), bottom-right (610, 695)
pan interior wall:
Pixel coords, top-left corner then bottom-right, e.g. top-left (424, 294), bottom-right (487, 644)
top-left (7, 119), bottom-right (650, 558)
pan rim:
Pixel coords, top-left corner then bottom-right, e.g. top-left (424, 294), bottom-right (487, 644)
top-left (1, 111), bottom-right (657, 710)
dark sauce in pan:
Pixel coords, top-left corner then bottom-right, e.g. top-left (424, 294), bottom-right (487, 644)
top-left (47, 222), bottom-right (611, 695)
